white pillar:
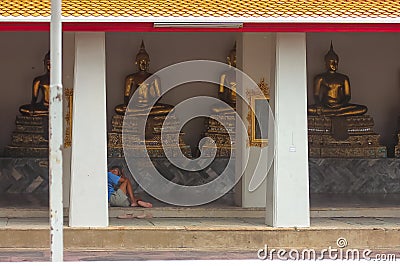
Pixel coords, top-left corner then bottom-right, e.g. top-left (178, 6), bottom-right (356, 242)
top-left (69, 32), bottom-right (108, 227)
top-left (49, 0), bottom-right (63, 260)
top-left (237, 33), bottom-right (275, 207)
top-left (62, 32), bottom-right (75, 209)
top-left (266, 33), bottom-right (310, 227)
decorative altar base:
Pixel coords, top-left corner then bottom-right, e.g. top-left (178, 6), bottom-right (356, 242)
top-left (1, 157), bottom-right (400, 195)
top-left (309, 158), bottom-right (400, 193)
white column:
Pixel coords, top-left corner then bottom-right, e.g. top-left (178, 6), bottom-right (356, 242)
top-left (69, 32), bottom-right (108, 227)
top-left (266, 33), bottom-right (310, 227)
top-left (49, 0), bottom-right (63, 260)
top-left (237, 33), bottom-right (275, 207)
top-left (62, 32), bottom-right (75, 209)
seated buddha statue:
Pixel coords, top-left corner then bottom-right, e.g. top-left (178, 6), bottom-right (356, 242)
top-left (212, 43), bottom-right (237, 114)
top-left (115, 41), bottom-right (173, 116)
top-left (308, 43), bottom-right (367, 117)
top-left (19, 52), bottom-right (50, 116)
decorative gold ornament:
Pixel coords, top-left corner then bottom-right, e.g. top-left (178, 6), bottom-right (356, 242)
top-left (246, 78), bottom-right (270, 148)
top-left (64, 88), bottom-right (73, 148)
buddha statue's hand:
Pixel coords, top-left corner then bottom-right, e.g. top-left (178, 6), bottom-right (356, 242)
top-left (316, 105), bottom-right (324, 116)
top-left (124, 96), bottom-right (130, 106)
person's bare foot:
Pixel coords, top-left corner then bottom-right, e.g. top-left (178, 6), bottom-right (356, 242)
top-left (130, 198), bottom-right (140, 207)
top-left (130, 199), bottom-right (152, 208)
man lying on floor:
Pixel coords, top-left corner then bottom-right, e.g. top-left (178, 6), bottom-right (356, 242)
top-left (107, 165), bottom-right (152, 208)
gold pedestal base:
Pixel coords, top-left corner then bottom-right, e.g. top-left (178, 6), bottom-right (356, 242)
top-left (201, 114), bottom-right (235, 158)
top-left (107, 114), bottom-right (192, 158)
top-left (395, 133), bottom-right (400, 158)
top-left (4, 116), bottom-right (49, 157)
top-left (308, 115), bottom-right (386, 158)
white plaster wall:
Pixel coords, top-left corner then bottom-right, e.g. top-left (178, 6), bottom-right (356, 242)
top-left (0, 32), bottom-right (49, 156)
top-left (105, 32), bottom-right (237, 151)
top-left (307, 33), bottom-right (400, 155)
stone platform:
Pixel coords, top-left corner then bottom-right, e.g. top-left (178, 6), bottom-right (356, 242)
top-left (4, 116), bottom-right (49, 158)
top-left (201, 114), bottom-right (235, 158)
top-left (308, 115), bottom-right (387, 158)
top-left (0, 158), bottom-right (48, 193)
top-left (108, 114), bottom-right (192, 158)
top-left (0, 157), bottom-right (234, 206)
top-left (1, 157), bottom-right (400, 195)
top-left (395, 133), bottom-right (400, 157)
top-left (309, 158), bottom-right (400, 193)
top-left (0, 216), bottom-right (399, 253)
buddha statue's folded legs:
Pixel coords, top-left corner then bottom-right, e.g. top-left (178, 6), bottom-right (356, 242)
top-left (308, 103), bottom-right (367, 117)
top-left (19, 102), bottom-right (49, 116)
top-left (116, 103), bottom-right (174, 116)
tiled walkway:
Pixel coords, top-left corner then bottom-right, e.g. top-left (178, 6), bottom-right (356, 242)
top-left (0, 217), bottom-right (399, 229)
top-left (0, 193), bottom-right (398, 261)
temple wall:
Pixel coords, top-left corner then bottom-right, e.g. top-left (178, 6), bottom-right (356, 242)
top-left (1, 32), bottom-right (400, 157)
top-left (105, 32), bottom-right (238, 152)
top-left (0, 32), bottom-right (49, 157)
top-left (307, 33), bottom-right (400, 155)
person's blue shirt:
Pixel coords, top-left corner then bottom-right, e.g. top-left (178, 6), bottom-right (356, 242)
top-left (108, 172), bottom-right (121, 200)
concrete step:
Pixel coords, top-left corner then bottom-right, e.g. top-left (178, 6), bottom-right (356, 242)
top-left (1, 206), bottom-right (400, 218)
top-left (0, 217), bottom-right (399, 252)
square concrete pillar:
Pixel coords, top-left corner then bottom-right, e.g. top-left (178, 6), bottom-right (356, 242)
top-left (237, 33), bottom-right (275, 207)
top-left (266, 33), bottom-right (310, 227)
top-left (69, 32), bottom-right (108, 227)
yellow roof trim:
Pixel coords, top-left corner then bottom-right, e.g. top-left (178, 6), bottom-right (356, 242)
top-left (0, 0), bottom-right (399, 20)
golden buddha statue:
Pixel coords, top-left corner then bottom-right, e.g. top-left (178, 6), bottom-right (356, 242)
top-left (109, 41), bottom-right (192, 158)
top-left (307, 43), bottom-right (386, 158)
top-left (212, 43), bottom-right (237, 113)
top-left (308, 43), bottom-right (367, 117)
top-left (115, 41), bottom-right (173, 116)
top-left (19, 52), bottom-right (50, 116)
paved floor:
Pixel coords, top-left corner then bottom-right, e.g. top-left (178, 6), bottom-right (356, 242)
top-left (0, 194), bottom-right (398, 262)
top-left (1, 193), bottom-right (400, 209)
top-left (0, 216), bottom-right (398, 262)
top-left (0, 216), bottom-right (399, 229)
top-left (0, 249), bottom-right (398, 262)
top-left (0, 250), bottom-right (259, 262)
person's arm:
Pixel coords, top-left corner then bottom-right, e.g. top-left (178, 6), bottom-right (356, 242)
top-left (108, 172), bottom-right (122, 186)
top-left (118, 170), bottom-right (128, 183)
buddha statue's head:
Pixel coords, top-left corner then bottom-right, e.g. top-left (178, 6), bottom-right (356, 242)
top-left (324, 42), bottom-right (339, 73)
top-left (135, 41), bottom-right (150, 71)
top-left (44, 51), bottom-right (50, 72)
top-left (227, 43), bottom-right (236, 68)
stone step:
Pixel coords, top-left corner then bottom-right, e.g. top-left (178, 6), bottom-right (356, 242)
top-left (1, 206), bottom-right (400, 218)
top-left (0, 217), bottom-right (399, 251)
